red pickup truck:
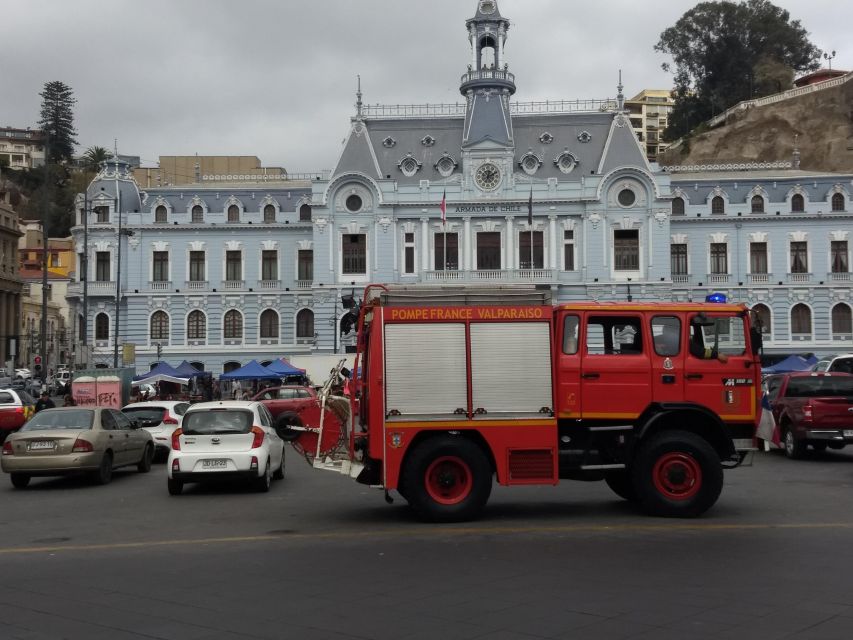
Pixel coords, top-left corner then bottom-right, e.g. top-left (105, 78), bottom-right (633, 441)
top-left (765, 372), bottom-right (853, 458)
top-left (251, 386), bottom-right (318, 429)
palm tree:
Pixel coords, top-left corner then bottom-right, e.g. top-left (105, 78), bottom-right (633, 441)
top-left (81, 146), bottom-right (113, 173)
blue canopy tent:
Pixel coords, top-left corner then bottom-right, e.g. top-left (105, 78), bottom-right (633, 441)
top-left (133, 361), bottom-right (189, 386)
top-left (762, 354), bottom-right (818, 375)
top-left (265, 359), bottom-right (305, 376)
top-left (219, 360), bottom-right (282, 381)
top-left (174, 360), bottom-right (209, 379)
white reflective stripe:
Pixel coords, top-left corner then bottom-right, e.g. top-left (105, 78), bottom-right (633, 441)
top-left (384, 323), bottom-right (467, 415)
top-left (470, 322), bottom-right (552, 414)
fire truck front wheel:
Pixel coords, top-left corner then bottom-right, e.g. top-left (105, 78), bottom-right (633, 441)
top-left (632, 430), bottom-right (723, 518)
top-left (401, 436), bottom-right (492, 523)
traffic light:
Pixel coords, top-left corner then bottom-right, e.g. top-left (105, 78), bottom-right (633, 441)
top-left (34, 355), bottom-right (42, 366)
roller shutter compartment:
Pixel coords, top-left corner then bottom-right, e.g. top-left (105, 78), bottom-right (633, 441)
top-left (470, 322), bottom-right (552, 417)
top-left (384, 323), bottom-right (468, 418)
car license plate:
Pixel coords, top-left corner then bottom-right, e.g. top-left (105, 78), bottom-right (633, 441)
top-left (28, 440), bottom-right (55, 451)
top-left (202, 459), bottom-right (228, 469)
top-left (844, 430), bottom-right (853, 438)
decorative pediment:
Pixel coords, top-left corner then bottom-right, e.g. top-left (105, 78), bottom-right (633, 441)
top-left (401, 221), bottom-right (417, 234)
top-left (344, 221), bottom-right (365, 234)
top-left (830, 183), bottom-right (849, 196)
top-left (671, 233), bottom-right (688, 244)
top-left (672, 187), bottom-right (688, 202)
top-left (261, 240), bottom-right (278, 251)
top-left (562, 218), bottom-right (576, 232)
top-left (151, 196), bottom-right (172, 213)
top-left (259, 195), bottom-right (281, 212)
top-left (618, 216), bottom-right (637, 230)
top-left (224, 195), bottom-right (245, 212)
top-left (225, 240), bottom-right (243, 251)
top-left (188, 241), bottom-right (206, 251)
top-left (151, 241), bottom-right (169, 252)
top-left (297, 240), bottom-right (314, 250)
top-left (187, 196), bottom-right (208, 214)
top-left (94, 240), bottom-right (112, 252)
top-left (709, 232), bottom-right (728, 244)
top-left (707, 186), bottom-right (729, 202)
top-left (434, 221), bottom-right (459, 232)
top-left (749, 232), bottom-right (768, 243)
top-left (787, 184), bottom-right (806, 197)
top-left (788, 231), bottom-right (808, 242)
top-left (478, 219), bottom-right (502, 233)
top-left (830, 230), bottom-right (849, 241)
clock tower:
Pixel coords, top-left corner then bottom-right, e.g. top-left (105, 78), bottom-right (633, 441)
top-left (461, 0), bottom-right (516, 196)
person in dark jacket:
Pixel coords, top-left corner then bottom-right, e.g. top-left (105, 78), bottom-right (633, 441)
top-left (35, 391), bottom-right (56, 412)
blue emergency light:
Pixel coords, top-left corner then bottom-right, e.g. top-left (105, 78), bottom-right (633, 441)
top-left (705, 292), bottom-right (728, 303)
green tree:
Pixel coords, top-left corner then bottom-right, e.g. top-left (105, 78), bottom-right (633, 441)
top-left (656, 0), bottom-right (821, 141)
top-left (81, 146), bottom-right (113, 173)
top-left (38, 81), bottom-right (78, 164)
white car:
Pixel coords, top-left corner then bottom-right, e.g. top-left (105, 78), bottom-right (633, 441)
top-left (15, 369), bottom-right (32, 380)
top-left (166, 401), bottom-right (284, 495)
top-left (121, 401), bottom-right (190, 458)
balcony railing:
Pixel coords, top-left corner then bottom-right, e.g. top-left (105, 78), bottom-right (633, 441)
top-left (460, 68), bottom-right (516, 85)
top-left (296, 280), bottom-right (312, 290)
top-left (222, 280), bottom-right (245, 290)
top-left (259, 280), bottom-right (280, 290)
top-left (671, 274), bottom-right (690, 284)
top-left (185, 280), bottom-right (208, 291)
top-left (829, 271), bottom-right (851, 282)
top-left (423, 269), bottom-right (556, 283)
top-left (88, 281), bottom-right (116, 294)
top-left (149, 281), bottom-right (172, 291)
top-left (708, 273), bottom-right (731, 284)
top-left (747, 273), bottom-right (771, 284)
top-left (787, 272), bottom-right (812, 283)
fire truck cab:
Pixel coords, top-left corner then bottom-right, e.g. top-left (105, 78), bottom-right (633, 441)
top-left (298, 285), bottom-right (761, 523)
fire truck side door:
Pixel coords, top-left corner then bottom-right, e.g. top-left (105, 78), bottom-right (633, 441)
top-left (649, 315), bottom-right (686, 403)
top-left (555, 313), bottom-right (582, 419)
top-left (580, 314), bottom-right (652, 420)
top-left (684, 313), bottom-right (756, 422)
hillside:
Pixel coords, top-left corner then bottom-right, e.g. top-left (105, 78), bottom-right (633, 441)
top-left (660, 76), bottom-right (853, 173)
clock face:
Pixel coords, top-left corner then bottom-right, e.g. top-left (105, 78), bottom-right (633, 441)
top-left (475, 162), bottom-right (502, 191)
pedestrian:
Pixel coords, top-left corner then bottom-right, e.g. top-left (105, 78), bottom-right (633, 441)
top-left (63, 394), bottom-right (76, 407)
top-left (35, 391), bottom-right (55, 413)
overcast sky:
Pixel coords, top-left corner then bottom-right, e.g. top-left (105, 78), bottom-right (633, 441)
top-left (3, 0), bottom-right (849, 172)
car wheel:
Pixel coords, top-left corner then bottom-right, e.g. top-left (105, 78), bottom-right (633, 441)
top-left (401, 436), bottom-right (492, 523)
top-left (605, 471), bottom-right (637, 502)
top-left (783, 426), bottom-right (806, 460)
top-left (137, 444), bottom-right (153, 473)
top-left (167, 478), bottom-right (183, 496)
top-left (10, 473), bottom-right (30, 489)
top-left (632, 430), bottom-right (723, 518)
top-left (254, 458), bottom-right (272, 492)
top-left (94, 451), bottom-right (113, 485)
top-left (273, 450), bottom-right (285, 480)
top-left (811, 442), bottom-right (828, 452)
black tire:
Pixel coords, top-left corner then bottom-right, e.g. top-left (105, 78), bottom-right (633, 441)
top-left (632, 430), bottom-right (723, 518)
top-left (94, 452), bottom-right (113, 485)
top-left (10, 473), bottom-right (30, 489)
top-left (274, 412), bottom-right (303, 442)
top-left (400, 436), bottom-right (492, 523)
top-left (272, 450), bottom-right (285, 480)
top-left (137, 444), bottom-right (153, 473)
top-left (254, 458), bottom-right (272, 492)
top-left (605, 471), bottom-right (637, 502)
top-left (167, 478), bottom-right (183, 496)
top-left (810, 442), bottom-right (828, 452)
top-left (783, 425), bottom-right (806, 460)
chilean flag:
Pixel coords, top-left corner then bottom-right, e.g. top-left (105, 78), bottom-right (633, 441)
top-left (440, 189), bottom-right (447, 223)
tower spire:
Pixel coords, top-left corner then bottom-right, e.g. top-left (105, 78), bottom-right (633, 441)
top-left (355, 75), bottom-right (363, 119)
top-left (617, 70), bottom-right (625, 111)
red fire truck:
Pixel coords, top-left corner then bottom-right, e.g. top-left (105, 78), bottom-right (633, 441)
top-left (290, 285), bottom-right (761, 522)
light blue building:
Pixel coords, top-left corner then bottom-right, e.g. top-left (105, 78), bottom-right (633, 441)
top-left (68, 0), bottom-right (853, 373)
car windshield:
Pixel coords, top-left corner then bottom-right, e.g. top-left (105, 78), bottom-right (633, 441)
top-left (785, 377), bottom-right (853, 398)
top-left (21, 409), bottom-right (95, 431)
top-left (122, 407), bottom-right (167, 423)
top-left (182, 409), bottom-right (253, 435)
top-left (18, 391), bottom-right (35, 404)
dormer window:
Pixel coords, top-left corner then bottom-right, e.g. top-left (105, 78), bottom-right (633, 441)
top-left (519, 152), bottom-right (542, 176)
top-left (539, 132), bottom-right (554, 144)
top-left (191, 205), bottom-right (204, 223)
top-left (382, 137), bottom-right (396, 148)
top-left (435, 154), bottom-right (458, 178)
top-left (263, 204), bottom-right (276, 222)
top-left (577, 131), bottom-right (592, 143)
top-left (227, 204), bottom-right (240, 222)
top-left (751, 195), bottom-right (765, 214)
top-left (554, 150), bottom-right (577, 174)
top-left (421, 135), bottom-right (436, 147)
top-left (154, 205), bottom-right (167, 223)
top-left (398, 155), bottom-right (422, 178)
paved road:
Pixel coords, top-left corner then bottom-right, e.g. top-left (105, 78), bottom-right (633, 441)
top-left (1, 446), bottom-right (852, 640)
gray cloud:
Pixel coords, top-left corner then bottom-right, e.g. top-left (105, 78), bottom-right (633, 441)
top-left (3, 0), bottom-right (849, 171)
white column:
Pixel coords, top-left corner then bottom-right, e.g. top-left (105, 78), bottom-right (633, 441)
top-left (497, 27), bottom-right (505, 67)
top-left (420, 217), bottom-right (430, 271)
top-left (505, 216), bottom-right (514, 270)
top-left (328, 219), bottom-right (335, 279)
top-left (392, 220), bottom-right (399, 274)
top-left (463, 217), bottom-right (472, 271)
top-left (470, 27), bottom-right (477, 69)
top-left (549, 216), bottom-right (558, 270)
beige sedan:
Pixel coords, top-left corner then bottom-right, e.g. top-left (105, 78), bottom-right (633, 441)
top-left (1, 407), bottom-right (154, 488)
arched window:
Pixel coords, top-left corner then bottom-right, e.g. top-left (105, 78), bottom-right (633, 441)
top-left (263, 204), bottom-right (276, 223)
top-left (832, 303), bottom-right (853, 335)
top-left (751, 195), bottom-right (765, 214)
top-left (791, 304), bottom-right (812, 335)
top-left (260, 309), bottom-right (279, 339)
top-left (711, 196), bottom-right (725, 215)
top-left (191, 205), bottom-right (204, 223)
top-left (832, 192), bottom-right (845, 212)
top-left (751, 304), bottom-right (772, 337)
top-left (189, 361), bottom-right (205, 372)
top-left (155, 205), bottom-right (168, 223)
top-left (224, 310), bottom-right (243, 340)
top-left (296, 309), bottom-right (314, 339)
top-left (95, 313), bottom-right (109, 340)
top-left (187, 310), bottom-right (206, 340)
top-left (672, 197), bottom-right (685, 216)
top-left (223, 361), bottom-right (241, 374)
top-left (150, 311), bottom-right (169, 342)
top-left (227, 204), bottom-right (240, 222)
top-left (299, 204), bottom-right (312, 222)
top-left (791, 193), bottom-right (804, 213)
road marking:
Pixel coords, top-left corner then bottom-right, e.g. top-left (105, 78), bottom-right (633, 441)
top-left (1, 521), bottom-right (852, 556)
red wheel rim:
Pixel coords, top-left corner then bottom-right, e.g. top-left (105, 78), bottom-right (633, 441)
top-left (652, 452), bottom-right (702, 501)
top-left (424, 456), bottom-right (472, 505)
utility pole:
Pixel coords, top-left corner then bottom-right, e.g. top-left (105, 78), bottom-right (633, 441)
top-left (113, 191), bottom-right (122, 368)
top-left (40, 137), bottom-right (50, 383)
top-left (82, 190), bottom-right (89, 369)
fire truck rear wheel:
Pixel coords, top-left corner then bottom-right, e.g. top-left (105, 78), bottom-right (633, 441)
top-left (402, 436), bottom-right (492, 523)
top-left (632, 430), bottom-right (722, 518)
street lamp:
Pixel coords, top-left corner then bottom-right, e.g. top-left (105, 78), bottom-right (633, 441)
top-left (824, 50), bottom-right (837, 70)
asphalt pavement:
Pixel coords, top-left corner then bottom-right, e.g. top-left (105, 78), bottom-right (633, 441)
top-left (0, 446), bottom-right (852, 640)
